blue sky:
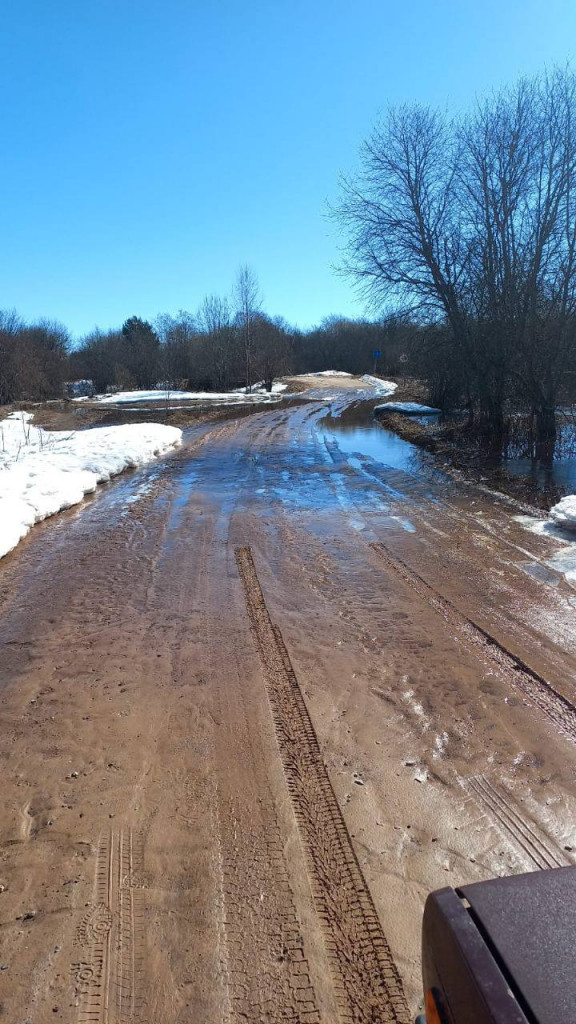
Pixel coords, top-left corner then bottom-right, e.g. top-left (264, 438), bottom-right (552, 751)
top-left (1, 0), bottom-right (575, 338)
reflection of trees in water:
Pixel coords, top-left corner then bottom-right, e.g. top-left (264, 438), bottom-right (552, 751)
top-left (323, 399), bottom-right (576, 501)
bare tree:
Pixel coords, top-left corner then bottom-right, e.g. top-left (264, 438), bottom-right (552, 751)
top-left (461, 68), bottom-right (576, 446)
top-left (337, 68), bottom-right (576, 449)
top-left (253, 314), bottom-right (292, 390)
top-left (234, 265), bottom-right (261, 391)
top-left (336, 106), bottom-right (478, 415)
top-left (197, 294), bottom-right (233, 389)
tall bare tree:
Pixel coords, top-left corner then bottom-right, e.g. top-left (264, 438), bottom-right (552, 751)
top-left (337, 66), bottom-right (576, 448)
top-left (197, 294), bottom-right (233, 389)
top-left (234, 265), bottom-right (261, 391)
top-left (253, 314), bottom-right (292, 390)
top-left (461, 68), bottom-right (576, 445)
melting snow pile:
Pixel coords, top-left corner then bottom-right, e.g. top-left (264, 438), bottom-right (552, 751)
top-left (81, 385), bottom-right (286, 405)
top-left (374, 401), bottom-right (440, 415)
top-left (549, 495), bottom-right (576, 531)
top-left (233, 382), bottom-right (288, 395)
top-left (0, 412), bottom-right (182, 559)
top-left (359, 375), bottom-right (397, 395)
top-left (309, 370), bottom-right (354, 378)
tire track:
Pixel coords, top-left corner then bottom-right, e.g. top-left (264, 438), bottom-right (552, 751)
top-left (219, 799), bottom-right (320, 1024)
top-left (202, 516), bottom-right (323, 1024)
top-left (370, 541), bottom-right (576, 745)
top-left (74, 828), bottom-right (143, 1023)
top-left (465, 774), bottom-right (568, 870)
top-left (235, 546), bottom-right (409, 1024)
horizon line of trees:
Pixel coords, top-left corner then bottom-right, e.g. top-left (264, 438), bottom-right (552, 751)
top-left (337, 64), bottom-right (576, 453)
top-left (0, 266), bottom-right (417, 406)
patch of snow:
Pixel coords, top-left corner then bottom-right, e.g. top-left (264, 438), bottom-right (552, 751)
top-left (550, 494), bottom-right (576, 531)
top-left (310, 370), bottom-right (354, 378)
top-left (401, 687), bottom-right (431, 731)
top-left (433, 732), bottom-right (449, 759)
top-left (374, 401), bottom-right (440, 415)
top-left (0, 412), bottom-right (182, 560)
top-left (233, 381), bottom-right (288, 394)
top-left (359, 375), bottom-right (397, 396)
top-left (514, 513), bottom-right (576, 585)
top-left (77, 388), bottom-right (284, 405)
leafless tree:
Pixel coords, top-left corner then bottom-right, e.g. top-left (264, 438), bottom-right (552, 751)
top-left (253, 314), bottom-right (292, 390)
top-left (234, 265), bottom-right (261, 391)
top-left (460, 68), bottom-right (576, 446)
top-left (197, 294), bottom-right (234, 389)
top-left (337, 67), bottom-right (576, 449)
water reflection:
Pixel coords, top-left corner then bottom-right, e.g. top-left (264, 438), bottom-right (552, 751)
top-left (504, 419), bottom-right (576, 493)
top-left (505, 455), bottom-right (576, 492)
top-left (318, 405), bottom-right (447, 482)
top-left (324, 402), bottom-right (576, 498)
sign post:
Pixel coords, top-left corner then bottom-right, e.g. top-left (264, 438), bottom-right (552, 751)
top-left (372, 349), bottom-right (381, 375)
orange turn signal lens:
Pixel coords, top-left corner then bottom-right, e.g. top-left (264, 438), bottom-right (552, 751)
top-left (425, 988), bottom-right (444, 1024)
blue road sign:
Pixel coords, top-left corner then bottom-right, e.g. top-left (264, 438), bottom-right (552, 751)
top-left (373, 349), bottom-right (381, 359)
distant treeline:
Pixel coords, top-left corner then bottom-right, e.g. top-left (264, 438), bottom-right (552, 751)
top-left (337, 66), bottom-right (576, 452)
top-left (0, 266), bottom-right (417, 404)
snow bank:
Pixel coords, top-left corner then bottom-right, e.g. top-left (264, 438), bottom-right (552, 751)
top-left (311, 370), bottom-right (354, 378)
top-left (515, 513), bottom-right (576, 584)
top-left (359, 375), bottom-right (397, 396)
top-left (0, 412), bottom-right (182, 559)
top-left (549, 495), bottom-right (576, 531)
top-left (292, 370), bottom-right (354, 379)
top-left (233, 381), bottom-right (288, 395)
top-left (82, 386), bottom-right (285, 405)
top-left (374, 401), bottom-right (440, 415)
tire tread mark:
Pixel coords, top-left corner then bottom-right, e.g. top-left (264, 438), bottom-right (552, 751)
top-left (370, 542), bottom-right (576, 744)
top-left (75, 828), bottom-right (142, 1023)
top-left (235, 546), bottom-right (409, 1024)
top-left (465, 774), bottom-right (567, 870)
top-left (75, 833), bottom-right (113, 1024)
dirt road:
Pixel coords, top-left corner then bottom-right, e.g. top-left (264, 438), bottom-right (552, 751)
top-left (2, 380), bottom-right (576, 1023)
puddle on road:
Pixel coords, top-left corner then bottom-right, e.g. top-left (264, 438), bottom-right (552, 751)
top-left (318, 405), bottom-right (447, 484)
top-left (319, 415), bottom-right (420, 472)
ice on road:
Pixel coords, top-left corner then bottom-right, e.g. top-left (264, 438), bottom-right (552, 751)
top-left (0, 412), bottom-right (182, 559)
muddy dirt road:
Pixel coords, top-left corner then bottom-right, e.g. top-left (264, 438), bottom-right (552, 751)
top-left (2, 379), bottom-right (576, 1023)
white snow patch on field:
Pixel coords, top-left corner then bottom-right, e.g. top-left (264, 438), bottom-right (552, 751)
top-left (0, 412), bottom-right (182, 559)
top-left (374, 401), bottom-right (440, 415)
top-left (233, 381), bottom-right (287, 394)
top-left (82, 386), bottom-right (285, 405)
top-left (310, 370), bottom-right (354, 378)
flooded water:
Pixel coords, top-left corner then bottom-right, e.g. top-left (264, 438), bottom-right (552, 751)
top-left (504, 420), bottom-right (576, 494)
top-left (323, 402), bottom-right (576, 500)
top-left (318, 405), bottom-right (447, 481)
top-left (505, 455), bottom-right (576, 493)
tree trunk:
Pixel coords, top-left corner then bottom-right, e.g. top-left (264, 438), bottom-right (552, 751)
top-left (479, 394), bottom-right (506, 453)
top-left (535, 405), bottom-right (557, 458)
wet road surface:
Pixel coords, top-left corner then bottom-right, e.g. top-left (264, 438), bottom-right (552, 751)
top-left (1, 382), bottom-right (576, 1022)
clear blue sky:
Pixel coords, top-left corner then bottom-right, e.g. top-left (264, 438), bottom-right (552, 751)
top-left (1, 0), bottom-right (575, 338)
